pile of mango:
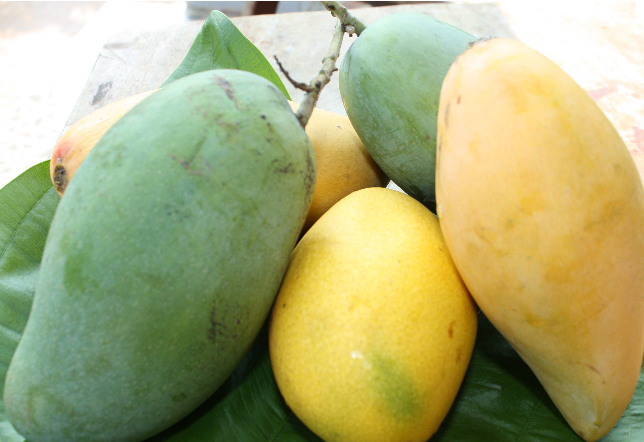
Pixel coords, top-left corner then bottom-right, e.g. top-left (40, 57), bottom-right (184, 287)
top-left (4, 10), bottom-right (644, 442)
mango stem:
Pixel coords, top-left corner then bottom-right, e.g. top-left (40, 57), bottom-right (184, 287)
top-left (276, 19), bottom-right (346, 128)
top-left (299, 20), bottom-right (345, 127)
top-left (321, 1), bottom-right (367, 36)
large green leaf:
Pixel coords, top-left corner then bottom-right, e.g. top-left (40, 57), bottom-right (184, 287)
top-left (0, 161), bottom-right (59, 442)
top-left (162, 10), bottom-right (291, 100)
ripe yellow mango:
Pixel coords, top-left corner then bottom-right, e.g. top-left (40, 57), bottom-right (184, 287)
top-left (436, 38), bottom-right (644, 442)
top-left (50, 89), bottom-right (157, 196)
top-left (269, 187), bottom-right (477, 442)
top-left (287, 102), bottom-right (388, 231)
top-left (50, 95), bottom-right (387, 230)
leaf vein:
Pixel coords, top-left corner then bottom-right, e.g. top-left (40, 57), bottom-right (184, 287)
top-left (514, 397), bottom-right (542, 441)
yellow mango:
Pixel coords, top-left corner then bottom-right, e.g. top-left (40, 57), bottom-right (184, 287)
top-left (436, 38), bottom-right (644, 442)
top-left (269, 187), bottom-right (477, 442)
top-left (50, 89), bottom-right (157, 196)
top-left (291, 102), bottom-right (388, 230)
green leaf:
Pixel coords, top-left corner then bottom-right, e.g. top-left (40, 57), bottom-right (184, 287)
top-left (0, 161), bottom-right (59, 442)
top-left (162, 10), bottom-right (291, 100)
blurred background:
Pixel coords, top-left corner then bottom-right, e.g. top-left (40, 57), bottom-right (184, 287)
top-left (0, 0), bottom-right (381, 190)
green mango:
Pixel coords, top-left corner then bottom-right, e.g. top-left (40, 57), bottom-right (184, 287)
top-left (4, 69), bottom-right (315, 442)
top-left (339, 12), bottom-right (477, 212)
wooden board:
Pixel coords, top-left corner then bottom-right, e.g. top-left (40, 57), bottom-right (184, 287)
top-left (65, 2), bottom-right (644, 181)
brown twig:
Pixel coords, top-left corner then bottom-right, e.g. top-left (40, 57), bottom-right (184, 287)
top-left (276, 2), bottom-right (366, 128)
top-left (296, 20), bottom-right (344, 127)
top-left (274, 56), bottom-right (314, 92)
top-left (278, 20), bottom-right (347, 128)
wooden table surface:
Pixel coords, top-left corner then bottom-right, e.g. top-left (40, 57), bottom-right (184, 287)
top-left (64, 2), bottom-right (644, 184)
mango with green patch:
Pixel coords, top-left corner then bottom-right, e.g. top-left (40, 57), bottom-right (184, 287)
top-left (269, 187), bottom-right (477, 442)
top-left (6, 69), bottom-right (315, 442)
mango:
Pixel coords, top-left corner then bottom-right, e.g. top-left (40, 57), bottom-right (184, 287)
top-left (435, 38), bottom-right (644, 441)
top-left (5, 69), bottom-right (315, 442)
top-left (287, 102), bottom-right (389, 231)
top-left (269, 187), bottom-right (478, 442)
top-left (50, 89), bottom-right (157, 196)
top-left (339, 12), bottom-right (476, 211)
top-left (50, 95), bottom-right (385, 232)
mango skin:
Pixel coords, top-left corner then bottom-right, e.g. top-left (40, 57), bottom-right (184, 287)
top-left (50, 89), bottom-right (157, 196)
top-left (287, 102), bottom-right (389, 231)
top-left (5, 69), bottom-right (315, 442)
top-left (269, 187), bottom-right (478, 442)
top-left (339, 12), bottom-right (476, 211)
top-left (436, 38), bottom-right (644, 442)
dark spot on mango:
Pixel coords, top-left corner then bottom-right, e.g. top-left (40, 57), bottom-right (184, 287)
top-left (613, 163), bottom-right (623, 175)
top-left (171, 392), bottom-right (187, 403)
top-left (195, 105), bottom-right (208, 118)
top-left (214, 75), bottom-right (241, 109)
top-left (53, 164), bottom-right (67, 193)
top-left (448, 320), bottom-right (456, 338)
top-left (275, 162), bottom-right (295, 174)
top-left (208, 306), bottom-right (226, 343)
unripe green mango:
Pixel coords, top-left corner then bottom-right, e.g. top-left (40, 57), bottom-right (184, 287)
top-left (5, 69), bottom-right (315, 442)
top-left (339, 12), bottom-right (477, 211)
